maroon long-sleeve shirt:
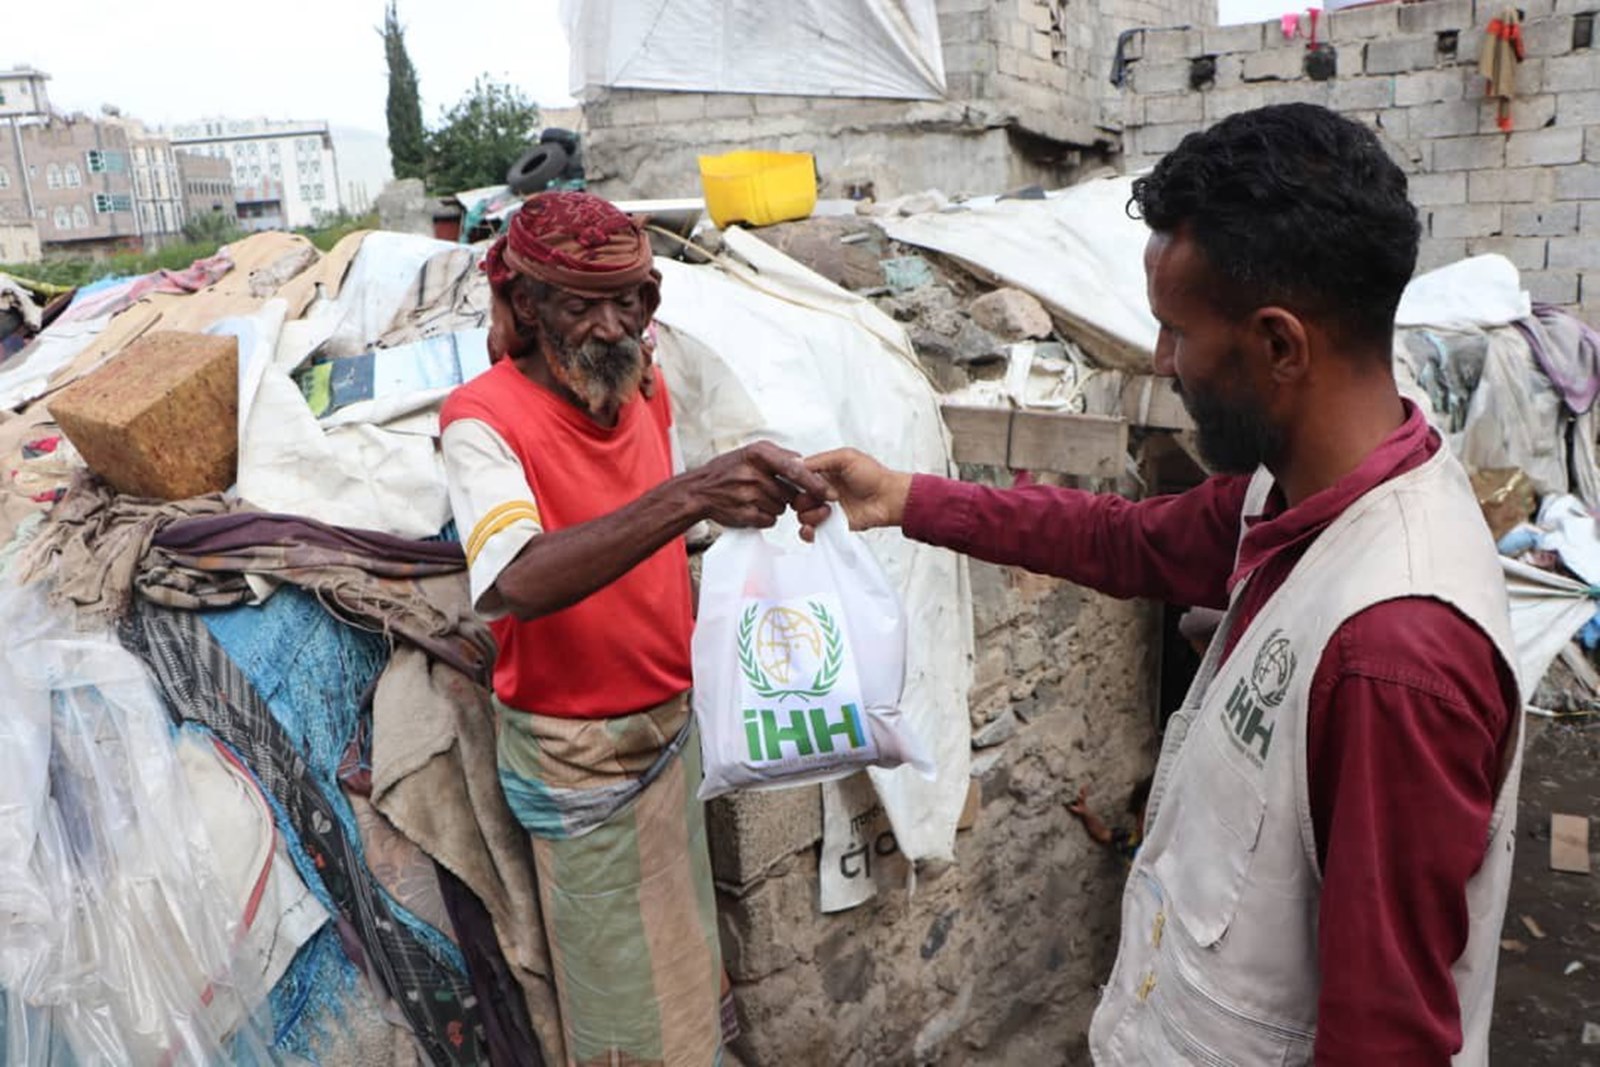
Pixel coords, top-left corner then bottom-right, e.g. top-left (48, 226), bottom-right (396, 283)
top-left (904, 403), bottom-right (1518, 1064)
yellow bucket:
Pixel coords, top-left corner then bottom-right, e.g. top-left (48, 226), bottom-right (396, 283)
top-left (697, 150), bottom-right (818, 229)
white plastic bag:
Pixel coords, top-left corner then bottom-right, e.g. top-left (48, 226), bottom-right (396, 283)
top-left (693, 514), bottom-right (933, 799)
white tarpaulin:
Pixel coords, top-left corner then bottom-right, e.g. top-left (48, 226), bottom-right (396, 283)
top-left (881, 176), bottom-right (1160, 371)
top-left (562, 0), bottom-right (946, 100)
top-left (1396, 254), bottom-right (1531, 331)
top-left (656, 227), bottom-right (973, 881)
top-left (1502, 557), bottom-right (1597, 703)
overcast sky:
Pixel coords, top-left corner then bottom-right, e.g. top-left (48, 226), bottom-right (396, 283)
top-left (9, 0), bottom-right (577, 132)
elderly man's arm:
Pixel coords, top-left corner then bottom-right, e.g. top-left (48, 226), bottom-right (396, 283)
top-left (446, 432), bottom-right (825, 622)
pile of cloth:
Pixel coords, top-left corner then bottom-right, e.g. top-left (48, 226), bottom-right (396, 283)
top-left (0, 212), bottom-right (968, 1064)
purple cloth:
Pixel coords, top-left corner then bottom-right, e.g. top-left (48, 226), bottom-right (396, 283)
top-left (1516, 303), bottom-right (1600, 415)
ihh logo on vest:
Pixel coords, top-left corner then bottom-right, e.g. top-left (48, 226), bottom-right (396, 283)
top-left (737, 593), bottom-right (877, 769)
top-left (1221, 628), bottom-right (1297, 766)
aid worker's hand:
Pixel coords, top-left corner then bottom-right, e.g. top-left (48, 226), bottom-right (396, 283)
top-left (796, 448), bottom-right (912, 541)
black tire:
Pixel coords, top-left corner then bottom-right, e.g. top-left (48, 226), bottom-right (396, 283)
top-left (507, 143), bottom-right (570, 196)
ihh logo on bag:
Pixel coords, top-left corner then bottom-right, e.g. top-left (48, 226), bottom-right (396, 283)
top-left (737, 593), bottom-right (877, 766)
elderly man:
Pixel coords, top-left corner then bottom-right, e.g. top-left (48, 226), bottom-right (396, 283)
top-left (798, 105), bottom-right (1521, 1065)
top-left (441, 191), bottom-right (825, 1066)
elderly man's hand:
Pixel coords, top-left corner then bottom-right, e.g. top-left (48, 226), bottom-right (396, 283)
top-left (683, 441), bottom-right (833, 529)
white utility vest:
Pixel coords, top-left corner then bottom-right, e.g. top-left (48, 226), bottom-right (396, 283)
top-left (1089, 446), bottom-right (1522, 1066)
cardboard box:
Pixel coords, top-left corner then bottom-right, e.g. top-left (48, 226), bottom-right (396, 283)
top-left (51, 331), bottom-right (238, 500)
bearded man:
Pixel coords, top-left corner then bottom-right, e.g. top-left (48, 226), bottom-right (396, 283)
top-left (440, 191), bottom-right (826, 1067)
top-left (796, 105), bottom-right (1521, 1065)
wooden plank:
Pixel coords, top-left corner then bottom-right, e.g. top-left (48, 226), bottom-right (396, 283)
top-left (940, 403), bottom-right (1012, 467)
top-left (1552, 813), bottom-right (1591, 874)
top-left (1081, 371), bottom-right (1194, 432)
top-left (1009, 410), bottom-right (1128, 478)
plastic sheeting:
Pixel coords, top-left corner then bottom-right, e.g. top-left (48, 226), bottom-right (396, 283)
top-left (1502, 557), bottom-right (1598, 704)
top-left (0, 580), bottom-right (280, 1065)
top-left (881, 176), bottom-right (1160, 371)
top-left (1396, 254), bottom-right (1532, 331)
top-left (656, 227), bottom-right (973, 866)
top-left (562, 0), bottom-right (947, 100)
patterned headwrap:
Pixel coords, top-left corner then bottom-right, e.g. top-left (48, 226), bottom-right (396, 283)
top-left (483, 191), bottom-right (660, 362)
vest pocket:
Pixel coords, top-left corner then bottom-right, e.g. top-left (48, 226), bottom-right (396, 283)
top-left (1149, 724), bottom-right (1267, 947)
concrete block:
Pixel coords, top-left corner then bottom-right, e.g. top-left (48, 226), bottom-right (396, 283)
top-left (1466, 235), bottom-right (1550, 269)
top-left (705, 786), bottom-right (823, 888)
top-left (1506, 201), bottom-right (1582, 235)
top-left (1523, 268), bottom-right (1581, 303)
top-left (1366, 36), bottom-right (1445, 74)
top-left (1242, 47), bottom-right (1306, 81)
top-left (1506, 126), bottom-right (1586, 166)
top-left (1029, 29), bottom-right (1055, 61)
top-left (1410, 97), bottom-right (1487, 135)
top-left (938, 9), bottom-right (990, 43)
top-left (1429, 203), bottom-right (1504, 238)
top-left (752, 93), bottom-right (809, 116)
top-left (1549, 235), bottom-right (1600, 269)
top-left (608, 94), bottom-right (660, 127)
top-left (1393, 66), bottom-right (1470, 105)
top-left (1468, 165), bottom-right (1557, 202)
top-left (1203, 85), bottom-right (1268, 122)
top-left (1374, 106), bottom-right (1415, 143)
top-left (945, 41), bottom-right (998, 75)
top-left (1330, 2), bottom-right (1401, 39)
top-left (1591, 127), bottom-right (1600, 162)
top-left (1490, 0), bottom-right (1557, 20)
top-left (1130, 60), bottom-right (1197, 94)
top-left (1202, 22), bottom-right (1265, 54)
top-left (703, 94), bottom-right (758, 120)
top-left (1555, 163), bottom-right (1600, 200)
top-left (1263, 79), bottom-right (1335, 107)
top-left (1430, 132), bottom-right (1507, 169)
top-left (1136, 121), bottom-right (1199, 156)
top-left (1329, 76), bottom-right (1396, 110)
top-left (655, 93), bottom-right (708, 123)
top-left (52, 331), bottom-right (238, 500)
top-left (1477, 93), bottom-right (1558, 132)
top-left (1207, 53), bottom-right (1247, 88)
top-left (1400, 0), bottom-right (1474, 33)
top-left (1544, 53), bottom-right (1600, 92)
top-left (1558, 90), bottom-right (1600, 126)
top-left (1143, 91), bottom-right (1205, 124)
top-left (1409, 170), bottom-right (1469, 205)
top-left (1416, 236), bottom-right (1469, 271)
top-left (1583, 202), bottom-right (1600, 235)
top-left (1521, 15), bottom-right (1578, 57)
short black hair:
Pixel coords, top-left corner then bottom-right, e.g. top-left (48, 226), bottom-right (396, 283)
top-left (1130, 103), bottom-right (1420, 349)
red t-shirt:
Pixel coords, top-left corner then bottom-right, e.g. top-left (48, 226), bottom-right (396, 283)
top-left (440, 360), bottom-right (694, 717)
top-left (902, 403), bottom-right (1518, 1065)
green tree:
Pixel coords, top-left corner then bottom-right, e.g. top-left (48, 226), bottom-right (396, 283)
top-left (182, 208), bottom-right (242, 248)
top-left (426, 77), bottom-right (540, 195)
top-left (382, 0), bottom-right (427, 182)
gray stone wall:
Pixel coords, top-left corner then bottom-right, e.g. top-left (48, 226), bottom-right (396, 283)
top-left (1115, 0), bottom-right (1600, 322)
top-left (583, 0), bottom-right (1216, 201)
top-left (714, 501), bottom-right (1160, 1065)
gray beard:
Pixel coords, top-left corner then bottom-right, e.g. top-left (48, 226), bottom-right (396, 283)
top-left (549, 334), bottom-right (646, 414)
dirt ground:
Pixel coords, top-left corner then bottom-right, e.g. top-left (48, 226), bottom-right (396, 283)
top-left (1493, 714), bottom-right (1600, 1064)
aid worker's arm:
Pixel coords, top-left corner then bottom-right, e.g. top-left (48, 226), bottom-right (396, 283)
top-left (800, 447), bottom-right (1248, 609)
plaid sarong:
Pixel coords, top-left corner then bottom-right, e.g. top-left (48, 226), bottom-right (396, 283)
top-left (497, 693), bottom-right (724, 1067)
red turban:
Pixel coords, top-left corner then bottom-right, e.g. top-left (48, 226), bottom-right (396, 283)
top-left (483, 191), bottom-right (659, 302)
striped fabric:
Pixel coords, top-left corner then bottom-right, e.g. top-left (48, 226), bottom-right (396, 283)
top-left (497, 693), bottom-right (724, 1067)
top-left (466, 500), bottom-right (542, 568)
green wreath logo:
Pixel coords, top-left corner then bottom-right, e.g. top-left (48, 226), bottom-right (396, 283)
top-left (737, 600), bottom-right (845, 701)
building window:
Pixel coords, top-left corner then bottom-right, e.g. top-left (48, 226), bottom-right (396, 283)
top-left (46, 163), bottom-right (62, 189)
top-left (72, 204), bottom-right (89, 228)
top-left (93, 193), bottom-right (132, 213)
top-left (64, 163), bottom-right (81, 187)
top-left (53, 206), bottom-right (70, 230)
top-left (86, 150), bottom-right (125, 174)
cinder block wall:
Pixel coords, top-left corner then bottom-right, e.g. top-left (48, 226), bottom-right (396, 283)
top-left (1114, 0), bottom-right (1600, 322)
top-left (584, 0), bottom-right (1216, 201)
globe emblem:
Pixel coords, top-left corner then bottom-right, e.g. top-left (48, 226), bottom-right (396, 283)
top-left (755, 607), bottom-right (824, 686)
top-left (1251, 633), bottom-right (1296, 706)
